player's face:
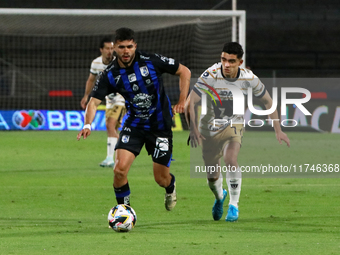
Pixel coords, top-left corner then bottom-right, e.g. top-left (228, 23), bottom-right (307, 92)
top-left (221, 53), bottom-right (243, 78)
top-left (114, 40), bottom-right (137, 67)
top-left (100, 42), bottom-right (114, 63)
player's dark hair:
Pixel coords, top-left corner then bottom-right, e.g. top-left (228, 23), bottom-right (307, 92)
top-left (222, 42), bottom-right (244, 59)
top-left (100, 37), bottom-right (112, 49)
top-left (114, 27), bottom-right (135, 43)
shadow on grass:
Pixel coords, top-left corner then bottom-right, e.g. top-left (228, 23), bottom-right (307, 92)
top-left (1, 215), bottom-right (339, 238)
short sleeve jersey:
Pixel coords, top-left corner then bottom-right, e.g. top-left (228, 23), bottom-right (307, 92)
top-left (90, 56), bottom-right (108, 76)
top-left (193, 63), bottom-right (266, 137)
top-left (90, 56), bottom-right (125, 105)
top-left (91, 51), bottom-right (179, 131)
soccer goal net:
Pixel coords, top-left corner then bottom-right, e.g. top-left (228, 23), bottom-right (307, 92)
top-left (0, 9), bottom-right (245, 110)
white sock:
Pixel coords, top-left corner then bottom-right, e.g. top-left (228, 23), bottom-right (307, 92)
top-left (208, 175), bottom-right (224, 200)
top-left (107, 137), bottom-right (117, 159)
top-left (226, 167), bottom-right (242, 207)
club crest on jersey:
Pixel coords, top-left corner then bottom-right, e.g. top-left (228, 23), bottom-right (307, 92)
top-left (128, 73), bottom-right (137, 82)
top-left (132, 84), bottom-right (139, 91)
top-left (139, 66), bottom-right (149, 77)
top-left (241, 81), bottom-right (251, 89)
top-left (122, 135), bottom-right (130, 143)
top-left (145, 79), bottom-right (151, 84)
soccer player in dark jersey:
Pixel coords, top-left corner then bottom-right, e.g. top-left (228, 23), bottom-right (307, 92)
top-left (77, 27), bottom-right (191, 211)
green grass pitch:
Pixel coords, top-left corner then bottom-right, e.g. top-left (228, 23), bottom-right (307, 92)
top-left (0, 130), bottom-right (339, 254)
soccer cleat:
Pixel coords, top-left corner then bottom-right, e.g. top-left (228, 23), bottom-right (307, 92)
top-left (99, 157), bottom-right (114, 167)
top-left (225, 204), bottom-right (239, 222)
top-left (212, 189), bottom-right (228, 221)
top-left (165, 182), bottom-right (177, 211)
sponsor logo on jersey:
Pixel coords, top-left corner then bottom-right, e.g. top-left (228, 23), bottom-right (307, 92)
top-left (128, 73), bottom-right (137, 82)
top-left (219, 90), bottom-right (233, 96)
top-left (122, 135), bottom-right (130, 143)
top-left (132, 93), bottom-right (154, 109)
top-left (132, 84), bottom-right (139, 91)
top-left (106, 64), bottom-right (115, 72)
top-left (156, 137), bottom-right (169, 151)
top-left (202, 71), bottom-right (209, 78)
top-left (219, 90), bottom-right (233, 100)
top-left (140, 55), bottom-right (150, 59)
top-left (139, 66), bottom-right (149, 77)
top-left (145, 79), bottom-right (151, 84)
top-left (135, 113), bottom-right (153, 119)
top-left (169, 58), bottom-right (175, 65)
top-left (124, 127), bottom-right (131, 132)
top-left (156, 54), bottom-right (169, 62)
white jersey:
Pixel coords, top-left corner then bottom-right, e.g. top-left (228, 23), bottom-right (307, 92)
top-left (90, 56), bottom-right (125, 106)
top-left (90, 56), bottom-right (109, 76)
top-left (193, 63), bottom-right (266, 137)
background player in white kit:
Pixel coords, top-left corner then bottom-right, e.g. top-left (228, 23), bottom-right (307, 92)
top-left (80, 37), bottom-right (126, 167)
top-left (185, 42), bottom-right (290, 222)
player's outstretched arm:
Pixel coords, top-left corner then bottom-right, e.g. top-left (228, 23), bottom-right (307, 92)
top-left (259, 90), bottom-right (290, 147)
top-left (77, 97), bottom-right (102, 140)
top-left (173, 64), bottom-right (191, 114)
top-left (184, 96), bottom-right (191, 127)
top-left (186, 90), bottom-right (205, 148)
top-left (80, 73), bottom-right (97, 109)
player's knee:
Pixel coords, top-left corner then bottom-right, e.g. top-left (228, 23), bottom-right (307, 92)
top-left (113, 168), bottom-right (126, 180)
top-left (106, 122), bottom-right (114, 132)
top-left (224, 156), bottom-right (238, 168)
top-left (113, 162), bottom-right (128, 179)
top-left (154, 174), bottom-right (168, 187)
top-left (207, 177), bottom-right (219, 182)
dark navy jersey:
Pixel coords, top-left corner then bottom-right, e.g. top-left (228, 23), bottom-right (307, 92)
top-left (91, 51), bottom-right (180, 131)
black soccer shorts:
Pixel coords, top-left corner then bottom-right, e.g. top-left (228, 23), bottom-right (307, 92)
top-left (116, 126), bottom-right (173, 167)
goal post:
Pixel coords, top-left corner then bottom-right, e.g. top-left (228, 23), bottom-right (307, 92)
top-left (0, 8), bottom-right (246, 111)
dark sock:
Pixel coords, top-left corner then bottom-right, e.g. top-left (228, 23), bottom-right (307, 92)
top-left (114, 182), bottom-right (130, 205)
top-left (165, 173), bottom-right (175, 194)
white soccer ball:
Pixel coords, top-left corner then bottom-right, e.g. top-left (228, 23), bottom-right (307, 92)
top-left (108, 204), bottom-right (137, 232)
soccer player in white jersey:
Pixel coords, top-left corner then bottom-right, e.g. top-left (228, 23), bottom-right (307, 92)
top-left (185, 42), bottom-right (290, 222)
top-left (80, 38), bottom-right (126, 167)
